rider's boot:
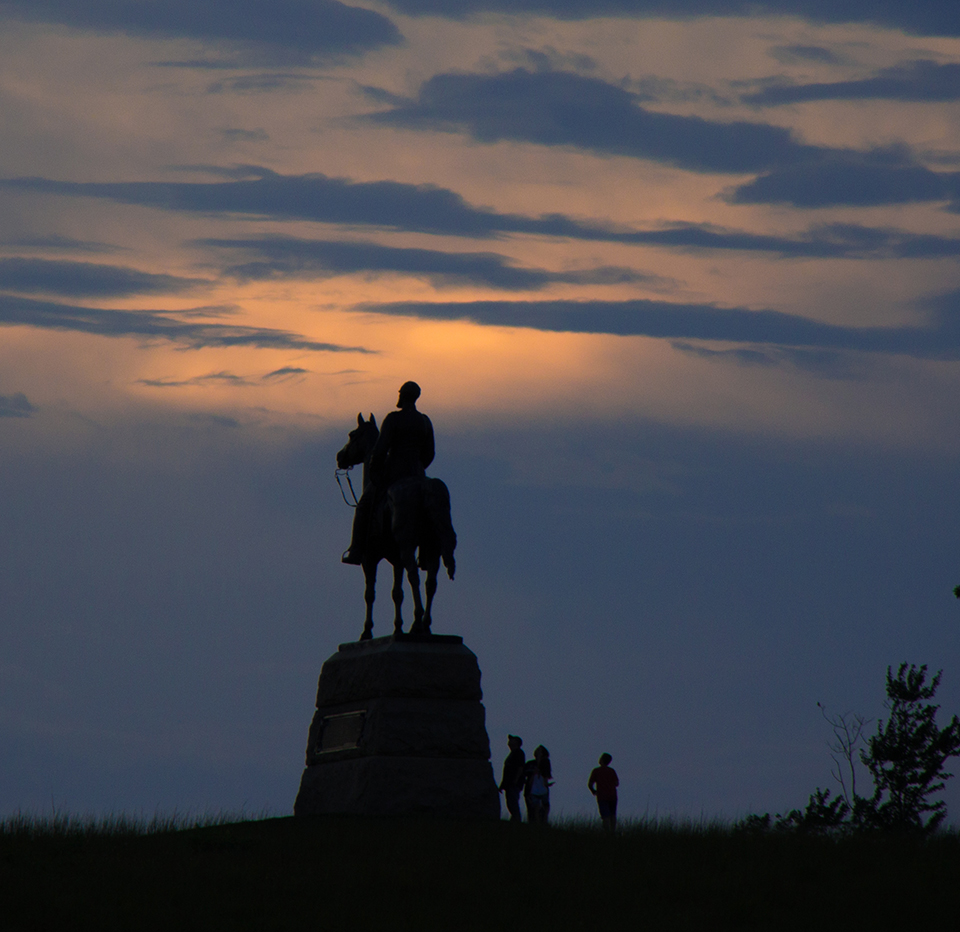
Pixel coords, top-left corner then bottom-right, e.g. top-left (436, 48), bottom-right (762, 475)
top-left (342, 497), bottom-right (369, 564)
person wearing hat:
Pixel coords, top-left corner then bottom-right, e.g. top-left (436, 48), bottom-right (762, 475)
top-left (342, 381), bottom-right (435, 565)
top-left (499, 735), bottom-right (526, 822)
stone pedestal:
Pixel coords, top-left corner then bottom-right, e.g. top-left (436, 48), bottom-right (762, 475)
top-left (294, 634), bottom-right (500, 819)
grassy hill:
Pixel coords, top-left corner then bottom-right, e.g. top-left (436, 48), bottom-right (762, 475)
top-left (3, 814), bottom-right (958, 930)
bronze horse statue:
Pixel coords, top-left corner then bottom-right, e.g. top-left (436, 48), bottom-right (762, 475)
top-left (337, 414), bottom-right (456, 640)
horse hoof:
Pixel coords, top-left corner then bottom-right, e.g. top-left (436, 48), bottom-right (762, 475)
top-left (360, 630), bottom-right (372, 641)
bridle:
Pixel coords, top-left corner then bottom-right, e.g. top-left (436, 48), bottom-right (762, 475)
top-left (335, 467), bottom-right (360, 507)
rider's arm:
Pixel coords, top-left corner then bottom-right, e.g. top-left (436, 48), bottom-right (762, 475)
top-left (421, 414), bottom-right (435, 469)
top-left (370, 413), bottom-right (395, 475)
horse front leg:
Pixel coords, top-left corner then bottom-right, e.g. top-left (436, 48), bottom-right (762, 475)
top-left (391, 560), bottom-right (405, 634)
top-left (361, 560), bottom-right (377, 640)
top-left (421, 554), bottom-right (439, 634)
top-left (404, 551), bottom-right (426, 634)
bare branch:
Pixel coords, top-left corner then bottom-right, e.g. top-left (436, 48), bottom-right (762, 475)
top-left (818, 702), bottom-right (870, 806)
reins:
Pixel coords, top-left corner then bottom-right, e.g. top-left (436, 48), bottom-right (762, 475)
top-left (336, 467), bottom-right (360, 507)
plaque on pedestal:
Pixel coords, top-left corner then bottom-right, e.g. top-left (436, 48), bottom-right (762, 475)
top-left (294, 634), bottom-right (500, 819)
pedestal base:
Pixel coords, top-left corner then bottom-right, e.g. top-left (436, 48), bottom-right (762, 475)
top-left (296, 756), bottom-right (498, 818)
top-left (294, 634), bottom-right (500, 819)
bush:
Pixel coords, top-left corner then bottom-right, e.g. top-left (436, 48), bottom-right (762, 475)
top-left (773, 788), bottom-right (850, 835)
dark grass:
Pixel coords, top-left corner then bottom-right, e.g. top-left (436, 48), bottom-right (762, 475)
top-left (3, 812), bottom-right (959, 931)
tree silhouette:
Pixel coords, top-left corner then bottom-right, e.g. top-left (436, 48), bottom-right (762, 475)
top-left (856, 664), bottom-right (960, 833)
top-left (738, 664), bottom-right (960, 835)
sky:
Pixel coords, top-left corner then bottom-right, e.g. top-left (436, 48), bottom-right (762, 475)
top-left (3, 0), bottom-right (960, 824)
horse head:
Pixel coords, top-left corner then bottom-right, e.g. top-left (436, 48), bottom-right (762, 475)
top-left (337, 412), bottom-right (378, 469)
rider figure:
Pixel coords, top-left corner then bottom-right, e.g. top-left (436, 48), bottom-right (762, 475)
top-left (342, 381), bottom-right (435, 565)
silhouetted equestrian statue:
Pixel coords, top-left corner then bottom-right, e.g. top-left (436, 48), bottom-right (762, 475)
top-left (337, 382), bottom-right (456, 640)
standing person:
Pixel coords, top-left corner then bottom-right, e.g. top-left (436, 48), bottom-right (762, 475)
top-left (499, 735), bottom-right (525, 822)
top-left (521, 757), bottom-right (540, 823)
top-left (588, 753), bottom-right (619, 832)
top-left (525, 745), bottom-right (553, 824)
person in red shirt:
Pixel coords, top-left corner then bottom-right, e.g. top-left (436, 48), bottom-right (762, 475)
top-left (588, 753), bottom-right (619, 832)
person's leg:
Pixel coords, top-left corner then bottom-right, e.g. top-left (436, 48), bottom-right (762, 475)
top-left (506, 786), bottom-right (521, 822)
top-left (342, 495), bottom-right (371, 563)
top-left (527, 796), bottom-right (543, 823)
top-left (598, 799), bottom-right (615, 832)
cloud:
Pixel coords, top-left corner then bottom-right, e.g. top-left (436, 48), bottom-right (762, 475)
top-left (0, 257), bottom-right (208, 298)
top-left (10, 168), bottom-right (960, 249)
top-left (0, 293), bottom-right (373, 353)
top-left (220, 128), bottom-right (269, 142)
top-left (0, 235), bottom-right (125, 254)
top-left (139, 367), bottom-right (311, 387)
top-left (186, 412), bottom-right (241, 428)
top-left (670, 341), bottom-right (870, 378)
top-left (0, 167), bottom-right (738, 241)
top-left (137, 371), bottom-right (256, 388)
top-left (497, 45), bottom-right (598, 73)
top-left (0, 169), bottom-right (531, 238)
top-left (769, 44), bottom-right (843, 65)
top-left (730, 149), bottom-right (960, 207)
top-left (206, 73), bottom-right (319, 94)
top-left (169, 303), bottom-right (240, 319)
top-left (0, 392), bottom-right (36, 418)
top-left (1, 0), bottom-right (402, 64)
top-left (200, 235), bottom-right (651, 290)
top-left (356, 293), bottom-right (960, 360)
top-left (263, 366), bottom-right (309, 380)
top-left (368, 68), bottom-right (824, 174)
top-left (366, 68), bottom-right (960, 208)
top-left (597, 221), bottom-right (960, 259)
top-left (202, 223), bottom-right (960, 287)
top-left (745, 60), bottom-right (960, 105)
top-left (382, 1), bottom-right (960, 39)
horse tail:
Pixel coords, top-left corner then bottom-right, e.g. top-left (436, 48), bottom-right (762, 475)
top-left (423, 478), bottom-right (457, 580)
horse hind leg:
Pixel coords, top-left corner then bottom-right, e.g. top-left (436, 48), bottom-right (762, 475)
top-left (391, 560), bottom-right (405, 635)
top-left (442, 550), bottom-right (456, 581)
top-left (425, 478), bottom-right (457, 580)
top-left (421, 557), bottom-right (439, 634)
